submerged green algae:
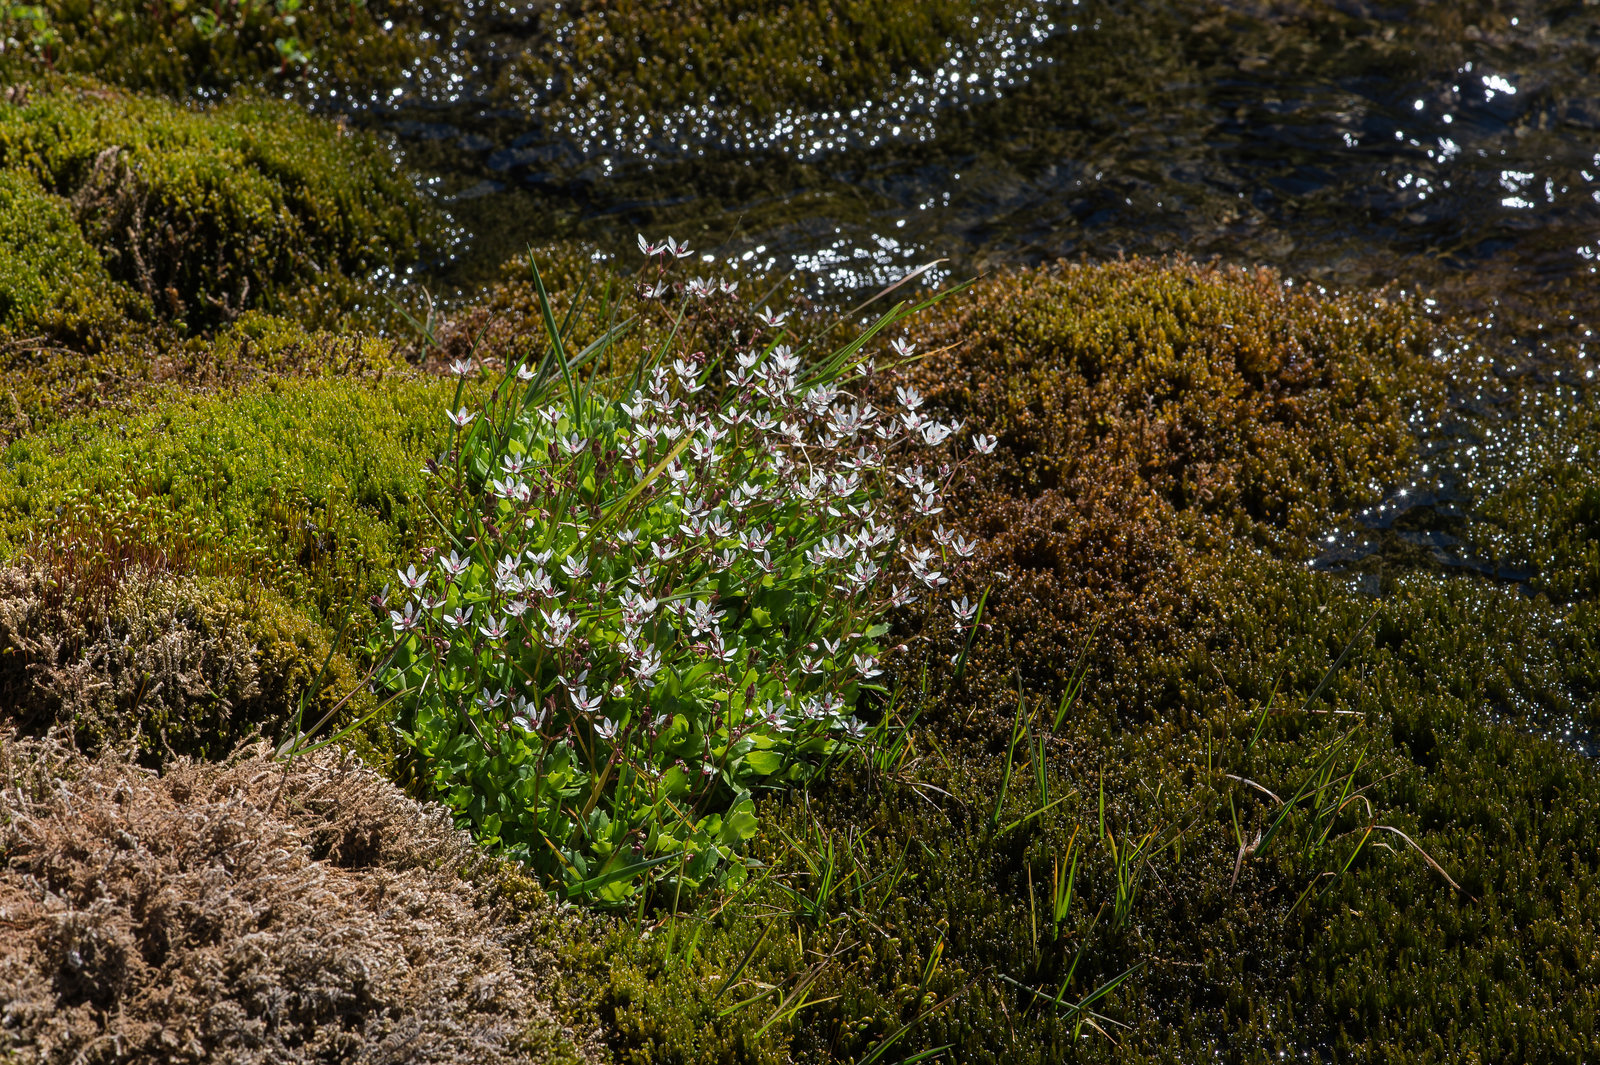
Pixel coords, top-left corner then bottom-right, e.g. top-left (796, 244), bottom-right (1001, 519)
top-left (0, 0), bottom-right (461, 102)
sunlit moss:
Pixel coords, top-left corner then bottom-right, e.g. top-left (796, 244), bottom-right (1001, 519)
top-left (900, 258), bottom-right (1448, 721)
top-left (0, 167), bottom-right (145, 345)
top-left (0, 80), bottom-right (434, 334)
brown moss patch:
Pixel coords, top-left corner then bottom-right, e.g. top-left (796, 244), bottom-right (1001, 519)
top-left (902, 259), bottom-right (1448, 723)
top-left (0, 733), bottom-right (604, 1064)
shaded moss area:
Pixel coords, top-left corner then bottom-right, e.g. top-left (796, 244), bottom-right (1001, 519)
top-left (584, 261), bottom-right (1600, 1063)
top-left (1471, 373), bottom-right (1600, 602)
top-left (602, 558), bottom-right (1600, 1064)
top-left (0, 0), bottom-right (460, 102)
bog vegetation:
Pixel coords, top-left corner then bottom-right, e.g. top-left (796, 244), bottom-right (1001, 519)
top-left (0, 8), bottom-right (1597, 1065)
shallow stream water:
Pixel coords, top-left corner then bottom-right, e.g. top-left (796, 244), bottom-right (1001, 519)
top-left (363, 0), bottom-right (1600, 314)
top-left (353, 0), bottom-right (1600, 593)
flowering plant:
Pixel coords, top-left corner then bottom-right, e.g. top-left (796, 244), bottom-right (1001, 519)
top-left (378, 247), bottom-right (983, 902)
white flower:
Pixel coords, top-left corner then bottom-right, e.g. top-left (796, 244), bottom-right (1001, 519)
top-left (511, 696), bottom-right (547, 734)
top-left (446, 407), bottom-right (476, 428)
top-left (705, 630), bottom-right (738, 663)
top-left (852, 653), bottom-right (883, 678)
top-left (665, 236), bottom-right (692, 259)
top-left (632, 646), bottom-right (663, 684)
top-left (688, 599), bottom-right (726, 637)
top-left (890, 338), bottom-right (917, 359)
top-left (476, 688), bottom-right (507, 710)
top-left (389, 601), bottom-right (421, 631)
top-left (526, 568), bottom-right (555, 598)
top-left (572, 686), bottom-right (604, 715)
top-left (765, 702), bottom-right (795, 733)
top-left (619, 590), bottom-right (659, 620)
top-left (921, 421), bottom-right (955, 447)
top-left (909, 558), bottom-right (948, 589)
top-left (442, 605), bottom-right (474, 629)
top-left (397, 565), bottom-right (428, 591)
top-left (439, 550), bottom-right (471, 578)
top-left (560, 555), bottom-right (590, 581)
top-left (541, 608), bottom-right (577, 647)
top-left (492, 477), bottom-right (531, 504)
top-left (559, 668), bottom-right (590, 691)
top-left (450, 358), bottom-right (475, 377)
top-left (972, 433), bottom-right (998, 455)
top-left (593, 716), bottom-right (618, 739)
top-left (558, 433), bottom-right (590, 456)
top-left (479, 616), bottom-right (509, 640)
top-left (896, 385), bottom-right (924, 411)
top-left (638, 233), bottom-right (659, 256)
top-left (844, 557), bottom-right (881, 590)
top-left (755, 306), bottom-right (788, 328)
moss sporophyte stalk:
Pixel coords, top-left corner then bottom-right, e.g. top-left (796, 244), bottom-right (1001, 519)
top-left (377, 247), bottom-right (989, 903)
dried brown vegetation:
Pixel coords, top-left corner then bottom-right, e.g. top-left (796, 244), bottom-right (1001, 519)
top-left (0, 566), bottom-right (374, 765)
top-left (904, 259), bottom-right (1448, 723)
top-left (0, 733), bottom-right (602, 1065)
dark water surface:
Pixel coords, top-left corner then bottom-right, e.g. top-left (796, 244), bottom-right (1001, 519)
top-left (368, 0), bottom-right (1600, 326)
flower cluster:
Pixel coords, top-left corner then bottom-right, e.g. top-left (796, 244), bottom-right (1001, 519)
top-left (379, 251), bottom-right (983, 902)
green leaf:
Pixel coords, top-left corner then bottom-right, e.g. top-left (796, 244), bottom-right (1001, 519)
top-left (742, 749), bottom-right (785, 776)
top-left (721, 803), bottom-right (760, 845)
